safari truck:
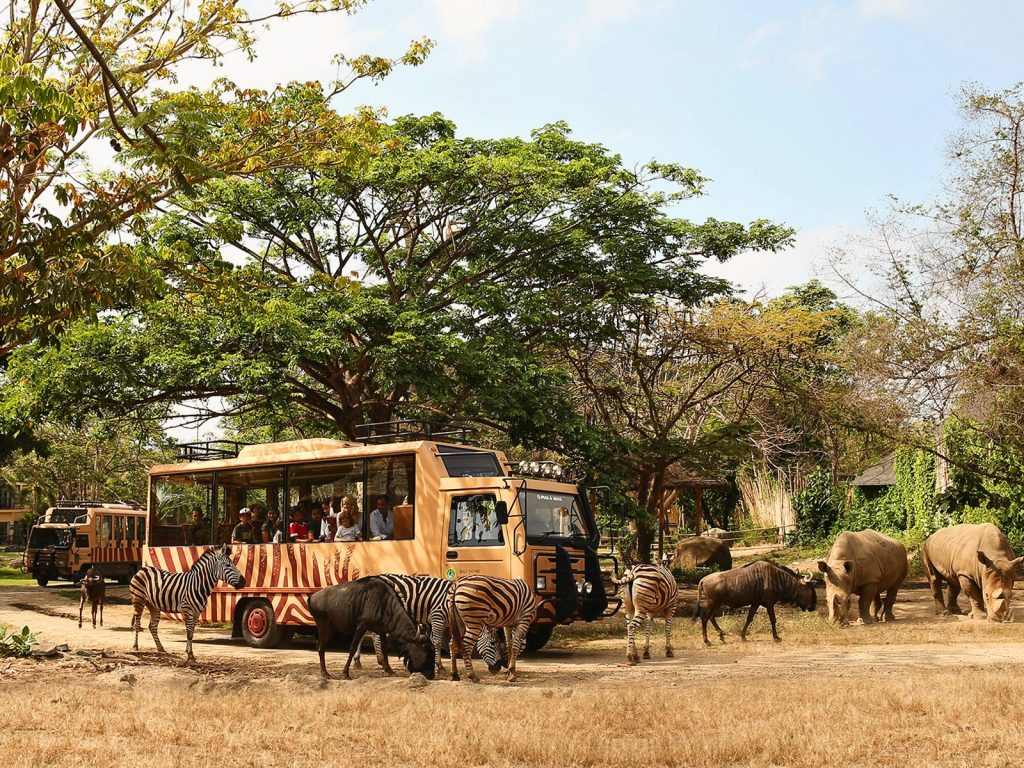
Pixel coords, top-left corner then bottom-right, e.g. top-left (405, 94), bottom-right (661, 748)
top-left (23, 501), bottom-right (147, 586)
top-left (145, 423), bottom-right (619, 650)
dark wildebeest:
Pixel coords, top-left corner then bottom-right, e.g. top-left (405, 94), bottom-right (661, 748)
top-left (79, 567), bottom-right (106, 629)
top-left (308, 577), bottom-right (436, 680)
top-left (693, 560), bottom-right (817, 643)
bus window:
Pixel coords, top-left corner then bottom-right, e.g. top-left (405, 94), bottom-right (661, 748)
top-left (367, 455), bottom-right (415, 541)
top-left (98, 515), bottom-right (112, 545)
top-left (151, 472), bottom-right (213, 546)
top-left (449, 494), bottom-right (502, 546)
top-left (289, 461), bottom-right (363, 542)
top-left (113, 516), bottom-right (124, 546)
top-left (138, 518), bottom-right (146, 545)
top-left (215, 467), bottom-right (285, 544)
top-left (126, 516), bottom-right (136, 545)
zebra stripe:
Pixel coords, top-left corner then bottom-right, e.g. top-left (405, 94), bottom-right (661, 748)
top-left (358, 575), bottom-right (505, 675)
top-left (129, 544), bottom-right (245, 662)
top-left (449, 575), bottom-right (537, 683)
top-left (614, 564), bottom-right (678, 665)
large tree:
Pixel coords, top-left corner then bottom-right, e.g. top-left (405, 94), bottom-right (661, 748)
top-left (6, 110), bottom-right (793, 449)
top-left (0, 0), bottom-right (429, 361)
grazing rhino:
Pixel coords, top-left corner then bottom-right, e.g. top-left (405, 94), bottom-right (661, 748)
top-left (921, 523), bottom-right (1024, 622)
top-left (672, 536), bottom-right (732, 571)
top-left (817, 530), bottom-right (908, 625)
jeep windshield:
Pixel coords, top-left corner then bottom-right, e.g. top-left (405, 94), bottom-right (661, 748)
top-left (28, 528), bottom-right (72, 549)
top-left (520, 490), bottom-right (589, 543)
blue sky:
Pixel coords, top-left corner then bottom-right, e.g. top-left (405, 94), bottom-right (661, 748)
top-left (182, 0), bottom-right (1024, 295)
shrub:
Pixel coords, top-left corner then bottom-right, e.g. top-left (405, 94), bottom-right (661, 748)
top-left (0, 625), bottom-right (39, 658)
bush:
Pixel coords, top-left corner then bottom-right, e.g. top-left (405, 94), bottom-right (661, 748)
top-left (671, 564), bottom-right (720, 584)
top-left (792, 466), bottom-right (843, 544)
top-left (0, 625), bottom-right (39, 657)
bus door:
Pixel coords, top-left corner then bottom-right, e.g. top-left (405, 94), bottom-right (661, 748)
top-left (442, 492), bottom-right (509, 580)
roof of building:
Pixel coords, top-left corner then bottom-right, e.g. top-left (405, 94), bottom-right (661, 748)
top-left (662, 463), bottom-right (731, 490)
top-left (850, 453), bottom-right (896, 487)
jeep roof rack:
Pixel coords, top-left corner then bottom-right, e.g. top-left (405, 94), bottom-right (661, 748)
top-left (355, 420), bottom-right (473, 446)
top-left (175, 440), bottom-right (248, 461)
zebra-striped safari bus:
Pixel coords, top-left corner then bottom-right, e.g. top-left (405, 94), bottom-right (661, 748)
top-left (24, 500), bottom-right (147, 586)
top-left (145, 423), bottom-right (618, 650)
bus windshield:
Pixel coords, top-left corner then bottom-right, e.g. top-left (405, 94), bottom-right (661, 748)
top-left (28, 527), bottom-right (72, 549)
top-left (45, 508), bottom-right (87, 525)
top-left (519, 490), bottom-right (588, 542)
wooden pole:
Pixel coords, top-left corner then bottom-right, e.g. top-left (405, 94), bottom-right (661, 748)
top-left (694, 486), bottom-right (703, 534)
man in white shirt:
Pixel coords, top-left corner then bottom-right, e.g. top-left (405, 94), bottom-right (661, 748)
top-left (370, 495), bottom-right (394, 540)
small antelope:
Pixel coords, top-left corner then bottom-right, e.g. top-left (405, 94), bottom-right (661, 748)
top-left (79, 568), bottom-right (106, 629)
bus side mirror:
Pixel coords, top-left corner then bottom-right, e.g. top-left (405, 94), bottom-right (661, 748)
top-left (495, 501), bottom-right (509, 525)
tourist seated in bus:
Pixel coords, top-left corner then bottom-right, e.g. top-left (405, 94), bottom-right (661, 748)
top-left (250, 504), bottom-right (268, 543)
top-left (231, 508), bottom-right (255, 545)
top-left (370, 495), bottom-right (393, 541)
top-left (309, 502), bottom-right (330, 542)
top-left (264, 508), bottom-right (282, 544)
top-left (289, 507), bottom-right (314, 543)
top-left (334, 496), bottom-right (362, 541)
top-left (326, 516), bottom-right (338, 541)
top-left (186, 507), bottom-right (209, 545)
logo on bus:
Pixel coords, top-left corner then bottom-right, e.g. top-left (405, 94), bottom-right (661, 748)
top-left (445, 567), bottom-right (456, 581)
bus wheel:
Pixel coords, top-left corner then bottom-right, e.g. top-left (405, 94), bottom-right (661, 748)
top-left (524, 624), bottom-right (554, 653)
top-left (116, 566), bottom-right (137, 586)
top-left (241, 600), bottom-right (284, 649)
top-left (35, 577), bottom-right (48, 587)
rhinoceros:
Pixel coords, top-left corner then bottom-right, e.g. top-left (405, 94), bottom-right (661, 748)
top-left (817, 529), bottom-right (907, 625)
top-left (672, 536), bottom-right (732, 571)
top-left (921, 523), bottom-right (1024, 622)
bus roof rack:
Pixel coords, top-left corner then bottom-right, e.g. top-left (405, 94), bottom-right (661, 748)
top-left (176, 440), bottom-right (248, 461)
top-left (355, 420), bottom-right (473, 446)
top-left (54, 499), bottom-right (144, 509)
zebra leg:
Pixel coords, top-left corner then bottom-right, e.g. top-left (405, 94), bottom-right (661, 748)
top-left (147, 606), bottom-right (165, 654)
top-left (373, 633), bottom-right (387, 669)
top-left (131, 601), bottom-right (144, 650)
top-left (642, 613), bottom-right (653, 659)
top-left (625, 615), bottom-right (641, 664)
top-left (664, 611), bottom-right (674, 658)
top-left (343, 626), bottom-right (369, 680)
top-left (739, 604), bottom-right (758, 640)
top-left (378, 632), bottom-right (396, 676)
top-left (184, 609), bottom-right (198, 662)
top-left (505, 621), bottom-right (530, 683)
top-left (460, 623), bottom-right (482, 683)
top-left (449, 632), bottom-right (462, 682)
top-left (429, 615), bottom-right (447, 675)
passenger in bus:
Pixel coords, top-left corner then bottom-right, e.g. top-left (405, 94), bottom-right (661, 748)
top-left (370, 495), bottom-right (394, 540)
top-left (334, 496), bottom-right (362, 541)
top-left (231, 508), bottom-right (255, 545)
top-left (310, 502), bottom-right (330, 542)
top-left (264, 508), bottom-right (283, 544)
top-left (250, 504), bottom-right (268, 543)
top-left (289, 507), bottom-right (314, 543)
top-left (186, 507), bottom-right (209, 546)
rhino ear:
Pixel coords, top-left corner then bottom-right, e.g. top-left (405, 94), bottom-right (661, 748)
top-left (816, 560), bottom-right (828, 573)
top-left (978, 551), bottom-right (995, 569)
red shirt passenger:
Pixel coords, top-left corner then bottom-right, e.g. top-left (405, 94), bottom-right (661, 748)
top-left (288, 508), bottom-right (313, 542)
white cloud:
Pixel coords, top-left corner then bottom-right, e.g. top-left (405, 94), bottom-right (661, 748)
top-left (565, 0), bottom-right (650, 49)
top-left (432, 0), bottom-right (525, 62)
top-left (858, 0), bottom-right (927, 21)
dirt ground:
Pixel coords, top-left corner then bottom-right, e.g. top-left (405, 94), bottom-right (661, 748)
top-left (1, 577), bottom-right (1024, 767)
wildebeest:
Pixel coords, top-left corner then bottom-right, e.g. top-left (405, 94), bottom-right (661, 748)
top-left (612, 564), bottom-right (678, 665)
top-left (79, 567), bottom-right (105, 629)
top-left (817, 529), bottom-right (907, 625)
top-left (922, 523), bottom-right (1024, 622)
top-left (308, 577), bottom-right (436, 680)
top-left (130, 544), bottom-right (245, 662)
top-left (693, 560), bottom-right (817, 643)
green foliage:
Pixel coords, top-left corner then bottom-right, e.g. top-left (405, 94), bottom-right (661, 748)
top-left (842, 447), bottom-right (938, 542)
top-left (671, 564), bottom-right (721, 584)
top-left (791, 466), bottom-right (843, 543)
top-left (0, 625), bottom-right (39, 658)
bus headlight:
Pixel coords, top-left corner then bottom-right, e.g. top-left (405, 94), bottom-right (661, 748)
top-left (576, 581), bottom-right (584, 593)
top-left (585, 581), bottom-right (593, 594)
top-left (535, 576), bottom-right (547, 591)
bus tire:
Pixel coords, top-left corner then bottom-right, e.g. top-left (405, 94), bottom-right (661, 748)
top-left (241, 599), bottom-right (284, 649)
top-left (524, 623), bottom-right (554, 653)
top-left (35, 577), bottom-right (48, 587)
top-left (116, 566), bottom-right (137, 586)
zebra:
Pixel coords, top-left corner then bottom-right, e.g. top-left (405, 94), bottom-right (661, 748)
top-left (448, 575), bottom-right (537, 683)
top-left (129, 544), bottom-right (245, 662)
top-left (354, 574), bottom-right (507, 676)
top-left (612, 563), bottom-right (679, 665)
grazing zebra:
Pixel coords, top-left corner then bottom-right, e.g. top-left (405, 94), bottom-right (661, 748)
top-left (355, 574), bottom-right (506, 676)
top-left (129, 544), bottom-right (245, 662)
top-left (449, 575), bottom-right (537, 683)
top-left (613, 563), bottom-right (679, 665)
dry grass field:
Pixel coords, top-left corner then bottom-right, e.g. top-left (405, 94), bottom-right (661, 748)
top-left (1, 574), bottom-right (1023, 767)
